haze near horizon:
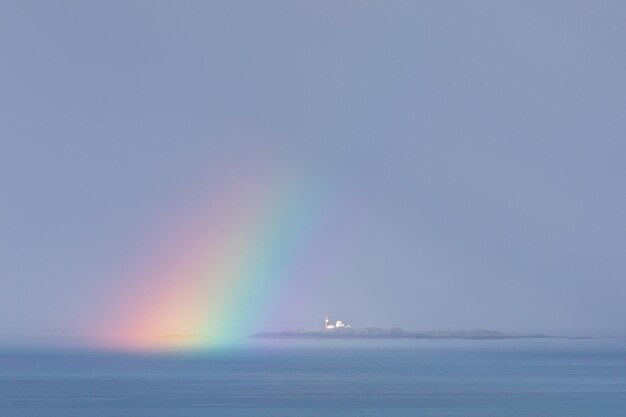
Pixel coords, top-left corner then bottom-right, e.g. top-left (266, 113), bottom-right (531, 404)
top-left (1, 1), bottom-right (625, 342)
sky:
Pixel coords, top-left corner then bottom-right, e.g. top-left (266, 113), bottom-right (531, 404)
top-left (1, 1), bottom-right (625, 341)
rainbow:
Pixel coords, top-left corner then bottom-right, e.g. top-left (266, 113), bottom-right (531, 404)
top-left (97, 160), bottom-right (330, 349)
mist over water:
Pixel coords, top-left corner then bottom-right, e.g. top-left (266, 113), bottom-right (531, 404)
top-left (1, 1), bottom-right (626, 340)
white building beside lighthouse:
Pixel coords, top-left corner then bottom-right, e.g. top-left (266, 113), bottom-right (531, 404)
top-left (324, 314), bottom-right (351, 330)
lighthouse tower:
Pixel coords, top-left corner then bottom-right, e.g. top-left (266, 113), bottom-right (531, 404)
top-left (325, 315), bottom-right (330, 328)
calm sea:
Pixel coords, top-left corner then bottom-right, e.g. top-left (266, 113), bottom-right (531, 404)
top-left (1, 339), bottom-right (625, 416)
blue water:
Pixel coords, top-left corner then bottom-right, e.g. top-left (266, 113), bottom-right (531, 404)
top-left (1, 339), bottom-right (625, 416)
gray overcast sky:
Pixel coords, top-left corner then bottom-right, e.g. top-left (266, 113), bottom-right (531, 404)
top-left (1, 1), bottom-right (625, 339)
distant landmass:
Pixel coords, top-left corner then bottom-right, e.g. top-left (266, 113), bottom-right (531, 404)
top-left (250, 327), bottom-right (553, 340)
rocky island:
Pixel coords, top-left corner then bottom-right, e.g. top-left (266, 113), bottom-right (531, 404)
top-left (250, 327), bottom-right (551, 340)
top-left (251, 315), bottom-right (551, 340)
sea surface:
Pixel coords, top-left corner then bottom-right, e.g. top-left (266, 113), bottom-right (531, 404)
top-left (1, 338), bottom-right (625, 417)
